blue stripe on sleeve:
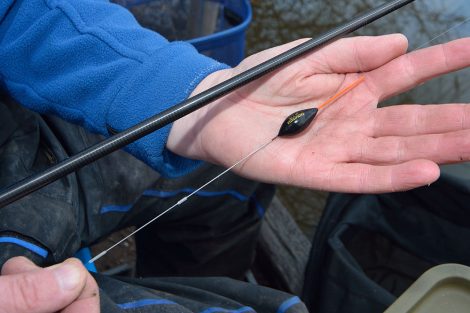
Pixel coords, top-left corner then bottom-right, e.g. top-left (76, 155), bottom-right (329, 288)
top-left (100, 203), bottom-right (133, 214)
top-left (100, 188), bottom-right (266, 217)
top-left (253, 200), bottom-right (265, 216)
top-left (144, 188), bottom-right (265, 217)
top-left (277, 296), bottom-right (301, 313)
top-left (143, 188), bottom-right (248, 201)
top-left (116, 300), bottom-right (255, 313)
top-left (0, 237), bottom-right (48, 258)
top-left (200, 306), bottom-right (255, 313)
top-left (117, 299), bottom-right (176, 309)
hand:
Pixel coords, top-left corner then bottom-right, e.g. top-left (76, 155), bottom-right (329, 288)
top-left (168, 34), bottom-right (470, 193)
top-left (0, 257), bottom-right (99, 313)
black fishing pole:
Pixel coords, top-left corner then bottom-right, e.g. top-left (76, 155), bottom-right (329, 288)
top-left (0, 0), bottom-right (415, 208)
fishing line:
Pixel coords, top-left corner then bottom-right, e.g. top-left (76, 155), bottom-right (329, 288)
top-left (90, 10), bottom-right (470, 263)
top-left (89, 76), bottom-right (365, 263)
top-left (89, 5), bottom-right (470, 264)
top-left (89, 139), bottom-right (274, 263)
top-left (415, 16), bottom-right (470, 49)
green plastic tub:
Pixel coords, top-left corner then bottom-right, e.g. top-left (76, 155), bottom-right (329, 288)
top-left (385, 264), bottom-right (470, 313)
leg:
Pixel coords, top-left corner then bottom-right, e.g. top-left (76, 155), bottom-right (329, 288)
top-left (133, 163), bottom-right (275, 278)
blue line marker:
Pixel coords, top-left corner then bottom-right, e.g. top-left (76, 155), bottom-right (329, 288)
top-left (277, 296), bottom-right (301, 313)
top-left (200, 305), bottom-right (255, 313)
top-left (100, 188), bottom-right (263, 214)
top-left (143, 188), bottom-right (248, 202)
top-left (100, 203), bottom-right (133, 214)
top-left (0, 237), bottom-right (48, 258)
top-left (144, 188), bottom-right (266, 217)
top-left (117, 299), bottom-right (176, 310)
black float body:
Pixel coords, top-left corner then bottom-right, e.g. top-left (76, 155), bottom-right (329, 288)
top-left (277, 108), bottom-right (318, 137)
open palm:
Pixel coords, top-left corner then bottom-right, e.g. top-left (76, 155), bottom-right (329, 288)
top-left (168, 34), bottom-right (470, 193)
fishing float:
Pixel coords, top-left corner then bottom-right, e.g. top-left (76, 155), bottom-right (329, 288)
top-left (88, 75), bottom-right (365, 263)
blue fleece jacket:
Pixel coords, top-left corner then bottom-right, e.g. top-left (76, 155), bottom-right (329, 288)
top-left (0, 0), bottom-right (228, 177)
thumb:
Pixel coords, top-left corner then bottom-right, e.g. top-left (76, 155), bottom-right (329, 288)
top-left (1, 256), bottom-right (39, 275)
top-left (0, 258), bottom-right (88, 313)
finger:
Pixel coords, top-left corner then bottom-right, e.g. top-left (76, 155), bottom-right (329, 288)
top-left (368, 104), bottom-right (470, 137)
top-left (347, 130), bottom-right (470, 165)
top-left (317, 160), bottom-right (439, 193)
top-left (63, 296), bottom-right (100, 313)
top-left (62, 265), bottom-right (100, 313)
top-left (1, 256), bottom-right (39, 275)
top-left (310, 34), bottom-right (409, 73)
top-left (291, 35), bottom-right (408, 104)
top-left (319, 103), bottom-right (470, 138)
top-left (0, 258), bottom-right (89, 313)
top-left (237, 34), bottom-right (407, 73)
top-left (368, 38), bottom-right (470, 101)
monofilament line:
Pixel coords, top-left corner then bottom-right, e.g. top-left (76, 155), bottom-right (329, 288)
top-left (89, 138), bottom-right (275, 264)
top-left (415, 16), bottom-right (470, 50)
top-left (89, 77), bottom-right (366, 264)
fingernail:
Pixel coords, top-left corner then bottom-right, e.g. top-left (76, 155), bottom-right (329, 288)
top-left (52, 264), bottom-right (81, 291)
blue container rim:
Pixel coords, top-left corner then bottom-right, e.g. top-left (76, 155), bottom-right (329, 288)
top-left (187, 0), bottom-right (252, 45)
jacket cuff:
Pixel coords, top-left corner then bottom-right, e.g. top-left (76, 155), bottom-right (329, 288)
top-left (106, 41), bottom-right (229, 178)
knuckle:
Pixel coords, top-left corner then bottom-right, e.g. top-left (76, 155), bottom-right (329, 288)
top-left (9, 274), bottom-right (41, 312)
top-left (359, 166), bottom-right (371, 192)
top-left (395, 139), bottom-right (405, 163)
top-left (402, 53), bottom-right (418, 86)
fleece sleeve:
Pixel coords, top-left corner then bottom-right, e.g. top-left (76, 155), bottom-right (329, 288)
top-left (0, 0), bottom-right (229, 177)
